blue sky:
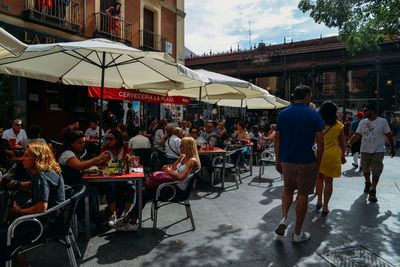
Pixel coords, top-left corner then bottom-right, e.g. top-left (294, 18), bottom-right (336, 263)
top-left (185, 0), bottom-right (338, 55)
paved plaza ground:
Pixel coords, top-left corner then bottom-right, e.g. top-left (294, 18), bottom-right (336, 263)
top-left (26, 155), bottom-right (400, 266)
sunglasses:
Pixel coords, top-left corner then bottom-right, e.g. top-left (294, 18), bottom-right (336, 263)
top-left (14, 124), bottom-right (22, 127)
top-left (363, 109), bottom-right (369, 113)
top-left (191, 131), bottom-right (198, 134)
top-left (106, 137), bottom-right (115, 141)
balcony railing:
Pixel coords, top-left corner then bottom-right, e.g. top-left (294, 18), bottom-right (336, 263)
top-left (23, 0), bottom-right (80, 33)
top-left (139, 30), bottom-right (167, 52)
top-left (93, 12), bottom-right (132, 46)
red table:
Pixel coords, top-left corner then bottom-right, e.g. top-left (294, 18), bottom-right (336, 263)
top-left (9, 157), bottom-right (23, 162)
top-left (84, 139), bottom-right (99, 142)
top-left (82, 168), bottom-right (145, 239)
top-left (10, 144), bottom-right (22, 149)
top-left (198, 147), bottom-right (227, 189)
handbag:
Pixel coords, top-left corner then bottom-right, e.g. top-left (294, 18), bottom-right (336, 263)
top-left (312, 125), bottom-right (333, 151)
top-left (145, 171), bottom-right (175, 190)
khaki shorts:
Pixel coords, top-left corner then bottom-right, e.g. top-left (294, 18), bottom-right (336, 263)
top-left (360, 152), bottom-right (385, 176)
top-left (281, 162), bottom-right (318, 195)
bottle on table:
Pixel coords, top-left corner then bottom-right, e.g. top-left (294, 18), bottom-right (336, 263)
top-left (125, 154), bottom-right (130, 174)
top-left (117, 160), bottom-right (123, 175)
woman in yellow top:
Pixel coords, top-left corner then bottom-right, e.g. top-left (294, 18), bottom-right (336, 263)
top-left (316, 101), bottom-right (346, 214)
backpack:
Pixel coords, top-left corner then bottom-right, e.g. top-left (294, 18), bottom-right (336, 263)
top-left (145, 171), bottom-right (175, 190)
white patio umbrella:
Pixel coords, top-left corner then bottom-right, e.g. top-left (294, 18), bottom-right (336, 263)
top-left (143, 69), bottom-right (268, 100)
top-left (0, 28), bottom-right (27, 58)
top-left (207, 94), bottom-right (290, 109)
top-left (0, 34), bottom-right (208, 137)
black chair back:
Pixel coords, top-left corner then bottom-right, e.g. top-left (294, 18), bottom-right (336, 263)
top-left (132, 148), bottom-right (153, 168)
top-left (228, 148), bottom-right (244, 168)
top-left (175, 168), bottom-right (201, 201)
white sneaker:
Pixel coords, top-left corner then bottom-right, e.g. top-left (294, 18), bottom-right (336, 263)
top-left (116, 221), bottom-right (138, 232)
top-left (274, 217), bottom-right (287, 236)
top-left (292, 232), bottom-right (311, 243)
top-left (107, 214), bottom-right (121, 228)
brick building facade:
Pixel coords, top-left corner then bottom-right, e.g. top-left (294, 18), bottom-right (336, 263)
top-left (0, 0), bottom-right (185, 138)
top-left (186, 37), bottom-right (400, 117)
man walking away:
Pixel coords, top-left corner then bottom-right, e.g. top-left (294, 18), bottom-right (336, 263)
top-left (347, 103), bottom-right (396, 202)
top-left (274, 85), bottom-right (325, 243)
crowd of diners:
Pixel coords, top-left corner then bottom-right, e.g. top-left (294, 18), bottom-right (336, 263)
top-left (0, 113), bottom-right (278, 266)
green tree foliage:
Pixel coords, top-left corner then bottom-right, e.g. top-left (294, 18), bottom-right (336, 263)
top-left (298, 0), bottom-right (400, 54)
top-left (0, 75), bottom-right (17, 128)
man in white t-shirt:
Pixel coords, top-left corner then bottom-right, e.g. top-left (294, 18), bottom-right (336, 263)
top-left (181, 120), bottom-right (190, 137)
top-left (128, 127), bottom-right (151, 150)
top-left (2, 119), bottom-right (27, 145)
top-left (85, 121), bottom-right (104, 139)
top-left (347, 103), bottom-right (396, 202)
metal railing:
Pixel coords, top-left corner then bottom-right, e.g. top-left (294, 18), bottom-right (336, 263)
top-left (93, 12), bottom-right (133, 46)
top-left (139, 30), bottom-right (167, 52)
top-left (24, 0), bottom-right (80, 33)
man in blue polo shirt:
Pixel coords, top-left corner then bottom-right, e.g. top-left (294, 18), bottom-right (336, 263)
top-left (274, 85), bottom-right (325, 243)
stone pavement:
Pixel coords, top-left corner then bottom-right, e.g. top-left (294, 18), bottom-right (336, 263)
top-left (26, 155), bottom-right (400, 266)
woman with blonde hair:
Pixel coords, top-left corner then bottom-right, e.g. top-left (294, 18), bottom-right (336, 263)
top-left (0, 142), bottom-right (65, 266)
top-left (115, 137), bottom-right (200, 231)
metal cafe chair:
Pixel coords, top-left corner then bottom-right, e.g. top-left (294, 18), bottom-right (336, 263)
top-left (151, 168), bottom-right (201, 231)
top-left (6, 184), bottom-right (86, 267)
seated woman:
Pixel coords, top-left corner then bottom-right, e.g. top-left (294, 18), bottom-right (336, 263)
top-left (0, 142), bottom-right (65, 267)
top-left (263, 124), bottom-right (276, 146)
top-left (57, 131), bottom-right (109, 230)
top-left (100, 130), bottom-right (134, 228)
top-left (231, 122), bottom-right (250, 169)
top-left (117, 137), bottom-right (201, 231)
top-left (57, 131), bottom-right (109, 186)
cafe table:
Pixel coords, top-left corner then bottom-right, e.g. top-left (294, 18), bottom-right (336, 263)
top-left (198, 147), bottom-right (227, 189)
top-left (224, 142), bottom-right (254, 176)
top-left (82, 167), bottom-right (146, 239)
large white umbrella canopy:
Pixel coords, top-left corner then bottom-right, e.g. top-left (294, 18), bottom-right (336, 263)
top-left (0, 37), bottom-right (207, 90)
top-left (144, 69), bottom-right (268, 99)
top-left (0, 28), bottom-right (27, 59)
top-left (207, 94), bottom-right (290, 109)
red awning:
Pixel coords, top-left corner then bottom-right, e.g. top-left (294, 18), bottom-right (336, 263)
top-left (88, 87), bottom-right (190, 105)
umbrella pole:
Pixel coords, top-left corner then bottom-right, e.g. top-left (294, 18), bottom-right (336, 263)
top-left (240, 99), bottom-right (243, 121)
top-left (198, 86), bottom-right (202, 121)
top-left (99, 52), bottom-right (106, 145)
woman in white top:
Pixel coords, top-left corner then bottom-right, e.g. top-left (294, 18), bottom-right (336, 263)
top-left (115, 137), bottom-right (201, 231)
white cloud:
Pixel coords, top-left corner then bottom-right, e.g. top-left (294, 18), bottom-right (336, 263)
top-left (185, 0), bottom-right (338, 54)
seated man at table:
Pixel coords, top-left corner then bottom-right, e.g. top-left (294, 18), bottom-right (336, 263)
top-left (128, 126), bottom-right (151, 150)
top-left (190, 127), bottom-right (206, 146)
top-left (200, 122), bottom-right (220, 145)
top-left (85, 120), bottom-right (104, 139)
top-left (0, 127), bottom-right (14, 169)
top-left (2, 119), bottom-right (27, 145)
top-left (59, 119), bottom-right (80, 141)
top-left (164, 127), bottom-right (183, 164)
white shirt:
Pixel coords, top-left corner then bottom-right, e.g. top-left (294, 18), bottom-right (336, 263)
top-left (85, 127), bottom-right (104, 138)
top-left (165, 135), bottom-right (181, 159)
top-left (153, 128), bottom-right (165, 147)
top-left (356, 117), bottom-right (391, 153)
top-left (182, 128), bottom-right (190, 137)
top-left (58, 150), bottom-right (76, 165)
top-left (128, 135), bottom-right (151, 150)
top-left (2, 128), bottom-right (27, 144)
